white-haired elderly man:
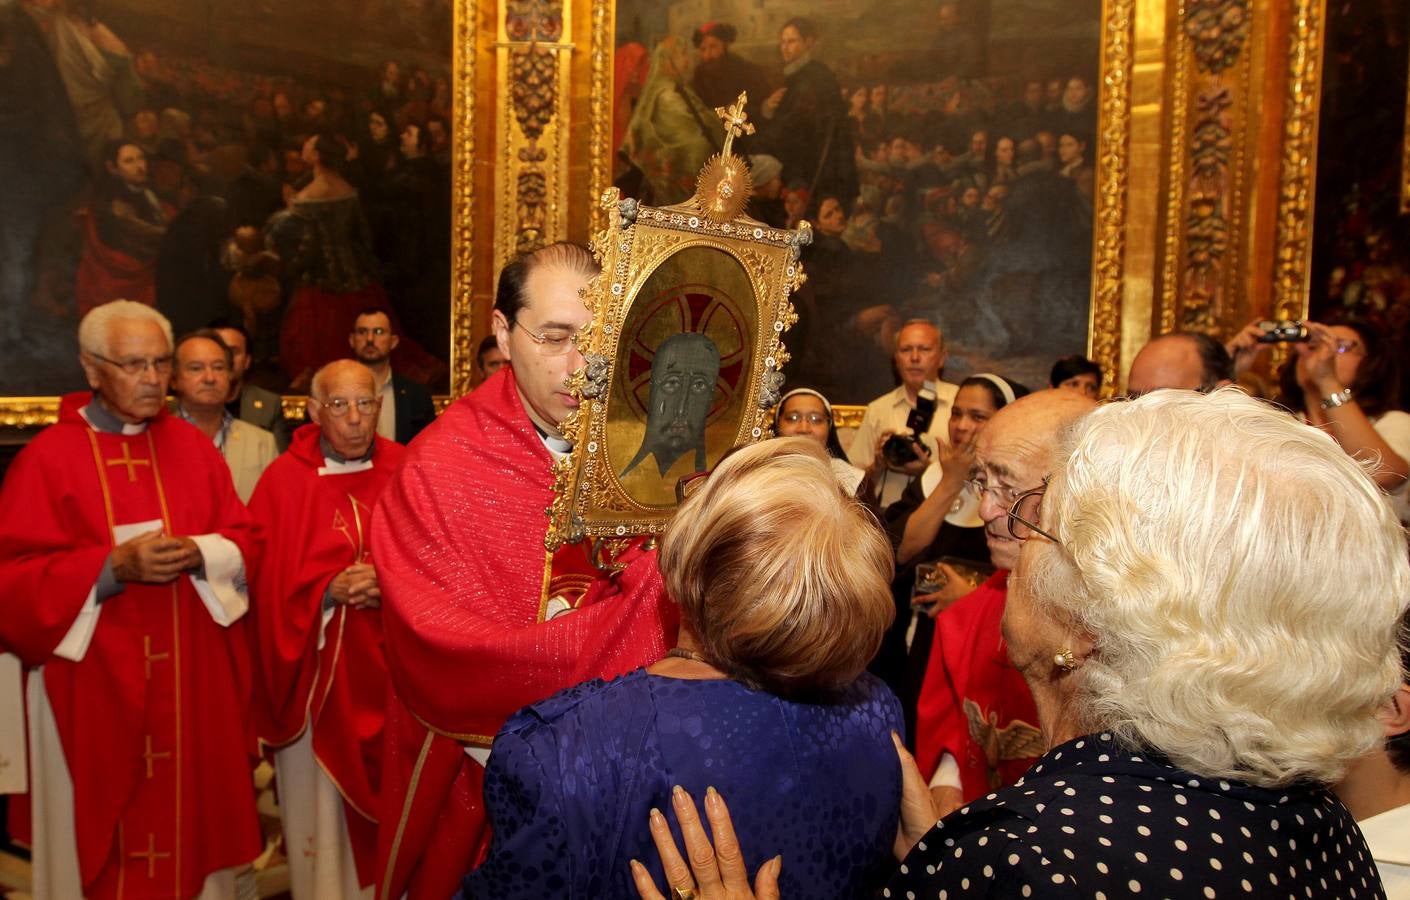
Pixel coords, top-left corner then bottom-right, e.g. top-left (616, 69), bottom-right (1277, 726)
top-left (0, 300), bottom-right (261, 899)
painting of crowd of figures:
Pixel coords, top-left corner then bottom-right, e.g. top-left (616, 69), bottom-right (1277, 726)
top-left (611, 0), bottom-right (1101, 401)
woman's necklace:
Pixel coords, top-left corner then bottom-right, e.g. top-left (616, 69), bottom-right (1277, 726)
top-left (665, 647), bottom-right (711, 664)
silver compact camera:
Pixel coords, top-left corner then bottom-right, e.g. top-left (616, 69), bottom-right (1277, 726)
top-left (1255, 320), bottom-right (1309, 343)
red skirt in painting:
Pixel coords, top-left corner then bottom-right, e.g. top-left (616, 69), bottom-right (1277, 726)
top-left (279, 283), bottom-right (448, 389)
top-left (279, 283), bottom-right (389, 387)
top-left (74, 212), bottom-right (157, 315)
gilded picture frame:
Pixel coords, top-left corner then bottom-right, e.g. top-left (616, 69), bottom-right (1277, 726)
top-left (582, 0), bottom-right (1136, 400)
top-left (0, 0), bottom-right (478, 428)
top-left (546, 181), bottom-right (808, 549)
top-left (1403, 58), bottom-right (1410, 216)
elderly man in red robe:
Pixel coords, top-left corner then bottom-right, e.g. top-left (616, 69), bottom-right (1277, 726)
top-left (248, 359), bottom-right (406, 900)
top-left (0, 300), bottom-right (261, 898)
top-left (915, 389), bottom-right (1095, 816)
top-left (372, 242), bottom-right (677, 900)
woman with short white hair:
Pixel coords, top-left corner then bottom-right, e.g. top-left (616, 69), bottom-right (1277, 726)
top-left (885, 388), bottom-right (1409, 896)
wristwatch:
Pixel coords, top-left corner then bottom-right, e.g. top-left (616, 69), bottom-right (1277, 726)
top-left (1320, 387), bottom-right (1353, 410)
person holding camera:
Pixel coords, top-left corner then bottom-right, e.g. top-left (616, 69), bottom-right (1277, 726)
top-left (1281, 319), bottom-right (1409, 523)
top-left (1227, 316), bottom-right (1409, 524)
top-left (846, 320), bottom-right (959, 506)
top-left (871, 373), bottom-right (1028, 745)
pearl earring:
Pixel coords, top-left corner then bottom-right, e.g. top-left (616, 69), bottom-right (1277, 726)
top-left (1053, 648), bottom-right (1078, 672)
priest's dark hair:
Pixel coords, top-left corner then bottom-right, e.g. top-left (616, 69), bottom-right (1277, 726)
top-left (493, 241), bottom-right (599, 324)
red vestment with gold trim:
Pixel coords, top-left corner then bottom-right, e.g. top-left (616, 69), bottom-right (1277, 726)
top-left (914, 571), bottom-right (1044, 801)
top-left (0, 393), bottom-right (261, 898)
top-left (372, 369), bottom-right (677, 900)
top-left (247, 424), bottom-right (406, 886)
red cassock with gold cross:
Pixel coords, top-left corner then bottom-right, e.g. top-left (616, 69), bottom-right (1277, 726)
top-left (245, 424), bottom-right (408, 886)
top-left (0, 393), bottom-right (261, 898)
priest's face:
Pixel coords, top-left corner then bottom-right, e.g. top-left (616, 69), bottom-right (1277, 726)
top-left (81, 318), bottom-right (172, 424)
top-left (313, 364), bottom-right (380, 459)
top-left (493, 263), bottom-right (590, 438)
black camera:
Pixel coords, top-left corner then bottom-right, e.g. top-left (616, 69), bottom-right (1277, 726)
top-left (882, 382), bottom-right (938, 467)
top-left (1255, 320), bottom-right (1309, 343)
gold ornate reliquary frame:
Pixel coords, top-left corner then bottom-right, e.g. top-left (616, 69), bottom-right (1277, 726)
top-left (546, 178), bottom-right (809, 549)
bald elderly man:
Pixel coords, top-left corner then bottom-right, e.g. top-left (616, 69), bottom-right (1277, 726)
top-left (1126, 331), bottom-right (1234, 396)
top-left (913, 389), bottom-right (1097, 816)
top-left (246, 360), bottom-right (407, 899)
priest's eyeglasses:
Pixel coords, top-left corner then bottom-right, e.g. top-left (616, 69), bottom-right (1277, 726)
top-left (1006, 480), bottom-right (1059, 544)
top-left (312, 397), bottom-right (380, 417)
top-left (968, 476), bottom-right (1060, 543)
top-left (88, 352), bottom-right (174, 376)
top-left (511, 320), bottom-right (577, 357)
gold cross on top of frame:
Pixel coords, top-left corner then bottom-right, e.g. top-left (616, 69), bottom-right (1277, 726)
top-left (714, 92), bottom-right (755, 159)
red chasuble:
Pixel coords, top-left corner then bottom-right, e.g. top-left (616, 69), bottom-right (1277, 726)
top-left (247, 424), bottom-right (406, 885)
top-left (0, 393), bottom-right (261, 898)
top-left (372, 368), bottom-right (678, 900)
top-left (914, 571), bottom-right (1044, 802)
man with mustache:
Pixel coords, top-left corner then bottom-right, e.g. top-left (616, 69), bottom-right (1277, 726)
top-left (0, 300), bottom-right (261, 898)
top-left (620, 332), bottom-right (721, 479)
top-left (913, 388), bottom-right (1096, 817)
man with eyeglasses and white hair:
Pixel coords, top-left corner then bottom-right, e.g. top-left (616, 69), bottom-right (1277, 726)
top-left (245, 359), bottom-right (406, 900)
top-left (369, 242), bottom-right (674, 899)
top-left (0, 299), bottom-right (262, 898)
top-left (912, 388), bottom-right (1096, 818)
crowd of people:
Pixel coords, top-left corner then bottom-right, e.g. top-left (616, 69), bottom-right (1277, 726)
top-left (2, 0), bottom-right (451, 392)
top-left (615, 12), bottom-right (1100, 401)
top-left (1, 236), bottom-right (1408, 900)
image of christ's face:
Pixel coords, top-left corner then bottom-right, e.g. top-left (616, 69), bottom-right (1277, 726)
top-left (620, 333), bottom-right (721, 479)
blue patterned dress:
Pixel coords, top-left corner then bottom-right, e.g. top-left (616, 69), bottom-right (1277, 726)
top-left (458, 668), bottom-right (904, 899)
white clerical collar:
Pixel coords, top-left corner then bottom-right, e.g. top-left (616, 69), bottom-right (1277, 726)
top-left (533, 423), bottom-right (572, 459)
top-left (80, 397), bottom-right (148, 435)
top-left (318, 435), bottom-right (375, 475)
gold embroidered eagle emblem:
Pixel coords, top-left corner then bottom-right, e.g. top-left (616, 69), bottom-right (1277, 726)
top-left (964, 698), bottom-right (1045, 790)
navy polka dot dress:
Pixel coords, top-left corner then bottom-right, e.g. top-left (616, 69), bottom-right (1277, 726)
top-left (888, 732), bottom-right (1385, 899)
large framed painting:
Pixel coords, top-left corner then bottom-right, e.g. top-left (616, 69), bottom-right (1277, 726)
top-left (589, 0), bottom-right (1130, 402)
top-left (0, 0), bottom-right (473, 425)
top-left (1307, 0), bottom-right (1409, 329)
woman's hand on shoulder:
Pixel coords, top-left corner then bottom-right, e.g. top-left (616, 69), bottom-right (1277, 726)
top-left (630, 785), bottom-right (781, 900)
top-left (892, 732), bottom-right (944, 860)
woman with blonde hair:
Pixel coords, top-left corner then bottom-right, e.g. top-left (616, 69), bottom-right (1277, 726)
top-left (460, 437), bottom-right (902, 899)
